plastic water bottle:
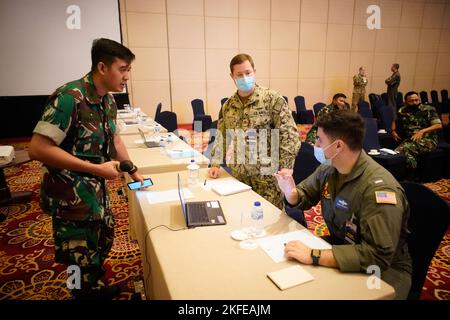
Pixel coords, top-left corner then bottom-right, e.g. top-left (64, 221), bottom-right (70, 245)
top-left (187, 159), bottom-right (200, 186)
top-left (250, 201), bottom-right (264, 237)
top-left (159, 138), bottom-right (166, 154)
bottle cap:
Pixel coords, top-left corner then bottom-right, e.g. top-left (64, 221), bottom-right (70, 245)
top-left (254, 201), bottom-right (261, 206)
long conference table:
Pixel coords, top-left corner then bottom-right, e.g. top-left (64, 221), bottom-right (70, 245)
top-left (119, 121), bottom-right (210, 239)
top-left (132, 167), bottom-right (396, 300)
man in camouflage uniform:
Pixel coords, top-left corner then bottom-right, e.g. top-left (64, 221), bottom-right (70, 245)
top-left (275, 110), bottom-right (412, 299)
top-left (392, 91), bottom-right (442, 170)
top-left (385, 63), bottom-right (401, 117)
top-left (351, 67), bottom-right (368, 112)
top-left (305, 93), bottom-right (349, 144)
top-left (29, 39), bottom-right (143, 300)
top-left (208, 53), bottom-right (300, 210)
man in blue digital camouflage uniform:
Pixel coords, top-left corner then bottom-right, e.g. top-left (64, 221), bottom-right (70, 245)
top-left (29, 38), bottom-right (143, 300)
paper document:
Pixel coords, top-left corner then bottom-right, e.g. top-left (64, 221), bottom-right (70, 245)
top-left (203, 177), bottom-right (252, 196)
top-left (166, 149), bottom-right (199, 159)
top-left (144, 188), bottom-right (194, 204)
top-left (256, 229), bottom-right (332, 263)
top-left (267, 265), bottom-right (314, 290)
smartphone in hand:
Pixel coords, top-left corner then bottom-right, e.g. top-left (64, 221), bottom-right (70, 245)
top-left (127, 178), bottom-right (153, 190)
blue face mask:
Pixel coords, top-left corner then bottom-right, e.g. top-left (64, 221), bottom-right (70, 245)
top-left (314, 141), bottom-right (338, 165)
top-left (235, 76), bottom-right (255, 93)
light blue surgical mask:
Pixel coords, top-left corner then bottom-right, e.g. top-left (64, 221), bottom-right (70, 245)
top-left (235, 76), bottom-right (255, 93)
top-left (314, 140), bottom-right (338, 165)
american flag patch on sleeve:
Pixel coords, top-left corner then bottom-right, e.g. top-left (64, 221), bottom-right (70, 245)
top-left (375, 191), bottom-right (397, 205)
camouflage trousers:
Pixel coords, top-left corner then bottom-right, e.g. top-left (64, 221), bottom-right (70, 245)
top-left (351, 92), bottom-right (365, 112)
top-left (395, 137), bottom-right (437, 169)
top-left (52, 210), bottom-right (115, 290)
top-left (232, 168), bottom-right (283, 210)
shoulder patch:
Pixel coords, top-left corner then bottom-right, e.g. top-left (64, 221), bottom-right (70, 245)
top-left (375, 191), bottom-right (397, 205)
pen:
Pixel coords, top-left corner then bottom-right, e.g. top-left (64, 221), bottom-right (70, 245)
top-left (204, 179), bottom-right (207, 186)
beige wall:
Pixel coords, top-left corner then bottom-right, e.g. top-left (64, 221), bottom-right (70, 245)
top-left (120, 0), bottom-right (450, 124)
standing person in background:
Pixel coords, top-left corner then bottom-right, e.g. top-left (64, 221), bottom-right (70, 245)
top-left (385, 63), bottom-right (401, 117)
top-left (208, 53), bottom-right (300, 209)
top-left (29, 38), bottom-right (144, 300)
top-left (351, 67), bottom-right (368, 112)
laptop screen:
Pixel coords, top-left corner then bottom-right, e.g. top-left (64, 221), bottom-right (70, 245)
top-left (177, 174), bottom-right (188, 223)
top-left (138, 128), bottom-right (146, 141)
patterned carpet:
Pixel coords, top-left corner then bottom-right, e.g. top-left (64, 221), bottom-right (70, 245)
top-left (0, 133), bottom-right (449, 300)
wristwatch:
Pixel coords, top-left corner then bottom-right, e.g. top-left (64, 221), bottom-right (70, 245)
top-left (128, 165), bottom-right (138, 175)
top-left (311, 249), bottom-right (321, 266)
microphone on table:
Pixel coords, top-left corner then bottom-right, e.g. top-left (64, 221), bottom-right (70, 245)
top-left (116, 160), bottom-right (138, 175)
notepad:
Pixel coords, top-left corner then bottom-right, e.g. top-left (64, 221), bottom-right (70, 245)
top-left (267, 265), bottom-right (314, 290)
top-left (207, 177), bottom-right (252, 196)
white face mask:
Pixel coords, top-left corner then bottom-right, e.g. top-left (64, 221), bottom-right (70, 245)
top-left (314, 140), bottom-right (339, 165)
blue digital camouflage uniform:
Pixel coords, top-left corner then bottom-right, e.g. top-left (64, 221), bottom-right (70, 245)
top-left (33, 72), bottom-right (117, 290)
top-left (395, 104), bottom-right (442, 169)
top-left (211, 85), bottom-right (300, 209)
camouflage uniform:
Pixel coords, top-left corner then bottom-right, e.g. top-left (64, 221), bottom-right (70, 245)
top-left (33, 72), bottom-right (117, 290)
top-left (385, 71), bottom-right (401, 118)
top-left (211, 85), bottom-right (300, 209)
top-left (395, 104), bottom-right (442, 169)
top-left (351, 74), bottom-right (367, 112)
top-left (305, 104), bottom-right (349, 144)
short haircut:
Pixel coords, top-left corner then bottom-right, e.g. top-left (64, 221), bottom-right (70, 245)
top-left (393, 63), bottom-right (400, 69)
top-left (404, 91), bottom-right (419, 101)
top-left (316, 110), bottom-right (365, 151)
top-left (229, 53), bottom-right (255, 73)
top-left (91, 38), bottom-right (135, 72)
top-left (332, 93), bottom-right (347, 101)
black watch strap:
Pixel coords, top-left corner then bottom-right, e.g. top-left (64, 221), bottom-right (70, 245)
top-left (311, 249), bottom-right (321, 266)
top-left (128, 165), bottom-right (138, 175)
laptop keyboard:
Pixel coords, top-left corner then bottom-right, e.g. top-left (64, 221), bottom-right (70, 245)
top-left (189, 203), bottom-right (209, 222)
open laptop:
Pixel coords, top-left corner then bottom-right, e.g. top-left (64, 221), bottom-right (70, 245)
top-left (177, 174), bottom-right (226, 228)
top-left (138, 128), bottom-right (159, 148)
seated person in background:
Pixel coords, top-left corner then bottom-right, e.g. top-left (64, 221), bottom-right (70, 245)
top-left (305, 93), bottom-right (349, 144)
top-left (275, 110), bottom-right (412, 300)
top-left (392, 91), bottom-right (442, 172)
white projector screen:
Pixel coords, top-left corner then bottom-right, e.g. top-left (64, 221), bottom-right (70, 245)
top-left (0, 0), bottom-right (121, 96)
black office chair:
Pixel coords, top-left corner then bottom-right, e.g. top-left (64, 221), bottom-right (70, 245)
top-left (357, 101), bottom-right (372, 118)
top-left (440, 89), bottom-right (449, 114)
top-left (294, 95), bottom-right (306, 112)
top-left (381, 92), bottom-right (388, 106)
top-left (155, 102), bottom-right (162, 122)
top-left (312, 102), bottom-right (326, 117)
top-left (396, 91), bottom-right (403, 110)
top-left (419, 91), bottom-right (429, 105)
top-left (286, 142), bottom-right (321, 228)
top-left (158, 111), bottom-right (178, 132)
top-left (400, 182), bottom-right (450, 300)
top-left (191, 98), bottom-right (205, 116)
top-left (363, 118), bottom-right (406, 181)
top-left (437, 127), bottom-right (450, 178)
top-left (297, 110), bottom-right (314, 124)
top-left (430, 90), bottom-right (441, 113)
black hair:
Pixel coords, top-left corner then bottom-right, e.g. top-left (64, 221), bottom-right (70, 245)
top-left (404, 91), bottom-right (419, 101)
top-left (91, 38), bottom-right (135, 72)
top-left (332, 93), bottom-right (347, 101)
top-left (316, 110), bottom-right (365, 151)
